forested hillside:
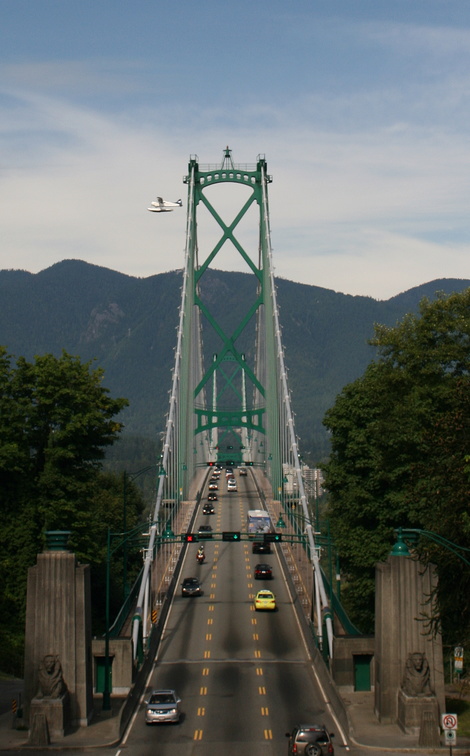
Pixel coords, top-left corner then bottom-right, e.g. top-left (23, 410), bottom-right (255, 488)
top-left (1, 260), bottom-right (468, 462)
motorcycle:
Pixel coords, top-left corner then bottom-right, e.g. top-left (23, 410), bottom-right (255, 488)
top-left (196, 549), bottom-right (205, 565)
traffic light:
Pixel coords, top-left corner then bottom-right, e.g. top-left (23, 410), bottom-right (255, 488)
top-left (182, 533), bottom-right (199, 542)
top-left (264, 533), bottom-right (282, 542)
top-left (207, 461), bottom-right (215, 466)
top-left (222, 531), bottom-right (241, 541)
top-left (244, 461), bottom-right (253, 466)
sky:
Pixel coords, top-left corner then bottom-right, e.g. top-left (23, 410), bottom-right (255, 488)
top-left (1, 0), bottom-right (470, 300)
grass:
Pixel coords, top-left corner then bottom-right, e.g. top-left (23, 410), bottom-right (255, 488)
top-left (445, 698), bottom-right (470, 737)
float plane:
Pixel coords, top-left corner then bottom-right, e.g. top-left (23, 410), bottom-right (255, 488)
top-left (147, 197), bottom-right (183, 213)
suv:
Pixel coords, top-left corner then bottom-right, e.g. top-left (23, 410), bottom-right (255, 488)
top-left (286, 725), bottom-right (335, 756)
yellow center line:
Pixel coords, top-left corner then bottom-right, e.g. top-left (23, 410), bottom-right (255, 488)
top-left (202, 668), bottom-right (210, 676)
top-left (264, 729), bottom-right (273, 740)
top-left (258, 686), bottom-right (266, 695)
top-left (256, 667), bottom-right (263, 676)
top-left (200, 686), bottom-right (207, 695)
top-left (194, 729), bottom-right (203, 740)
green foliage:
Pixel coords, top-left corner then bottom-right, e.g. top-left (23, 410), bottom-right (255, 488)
top-left (80, 471), bottom-right (146, 633)
top-left (445, 699), bottom-right (470, 736)
top-left (323, 290), bottom-right (470, 642)
top-left (0, 348), bottom-right (131, 673)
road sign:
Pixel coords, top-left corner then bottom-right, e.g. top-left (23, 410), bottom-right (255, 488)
top-left (442, 713), bottom-right (458, 730)
top-left (454, 646), bottom-right (464, 671)
top-left (444, 729), bottom-right (457, 744)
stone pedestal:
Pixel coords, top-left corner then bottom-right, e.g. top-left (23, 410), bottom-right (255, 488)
top-left (374, 555), bottom-right (445, 724)
top-left (397, 689), bottom-right (439, 735)
top-left (24, 538), bottom-right (93, 731)
top-left (28, 712), bottom-right (50, 746)
top-left (29, 695), bottom-right (69, 741)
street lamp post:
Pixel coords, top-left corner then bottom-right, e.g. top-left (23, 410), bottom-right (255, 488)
top-left (102, 522), bottom-right (150, 711)
top-left (122, 465), bottom-right (156, 601)
top-left (392, 527), bottom-right (470, 566)
top-left (103, 527), bottom-right (112, 711)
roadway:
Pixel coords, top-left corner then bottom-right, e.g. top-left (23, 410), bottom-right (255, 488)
top-left (119, 470), bottom-right (348, 756)
top-left (0, 472), bottom-right (350, 756)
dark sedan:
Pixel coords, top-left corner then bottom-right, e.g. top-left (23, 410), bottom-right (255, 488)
top-left (254, 563), bottom-right (273, 580)
top-left (198, 525), bottom-right (213, 539)
top-left (252, 540), bottom-right (271, 555)
top-left (181, 577), bottom-right (203, 597)
top-left (202, 503), bottom-right (215, 515)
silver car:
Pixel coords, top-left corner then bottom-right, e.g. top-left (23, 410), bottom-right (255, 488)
top-left (145, 689), bottom-right (182, 724)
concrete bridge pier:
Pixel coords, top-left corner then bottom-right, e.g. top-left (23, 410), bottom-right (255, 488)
top-left (374, 552), bottom-right (445, 737)
top-left (24, 531), bottom-right (93, 738)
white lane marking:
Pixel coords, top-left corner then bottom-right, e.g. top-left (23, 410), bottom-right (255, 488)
top-left (277, 544), bottom-right (350, 750)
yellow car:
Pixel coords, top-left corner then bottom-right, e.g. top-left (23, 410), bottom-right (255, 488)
top-left (254, 589), bottom-right (276, 611)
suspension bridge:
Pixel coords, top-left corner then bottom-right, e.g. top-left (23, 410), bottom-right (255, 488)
top-left (111, 147), bottom-right (342, 672)
top-left (20, 150), bottom-right (447, 753)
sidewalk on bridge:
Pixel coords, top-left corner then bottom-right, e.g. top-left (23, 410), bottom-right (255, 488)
top-left (344, 689), bottom-right (470, 753)
top-left (0, 692), bottom-right (124, 750)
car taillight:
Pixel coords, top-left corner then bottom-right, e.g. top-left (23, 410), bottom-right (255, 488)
top-left (292, 744), bottom-right (297, 755)
top-left (327, 744), bottom-right (333, 753)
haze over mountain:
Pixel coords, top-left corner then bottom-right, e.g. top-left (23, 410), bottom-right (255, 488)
top-left (1, 260), bottom-right (468, 462)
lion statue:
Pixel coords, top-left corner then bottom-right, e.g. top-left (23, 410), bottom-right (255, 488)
top-left (401, 652), bottom-right (433, 697)
top-left (36, 655), bottom-right (67, 699)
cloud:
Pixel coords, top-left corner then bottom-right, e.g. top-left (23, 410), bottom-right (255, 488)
top-left (1, 52), bottom-right (470, 298)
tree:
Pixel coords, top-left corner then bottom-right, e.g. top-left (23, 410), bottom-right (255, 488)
top-left (322, 290), bottom-right (470, 642)
top-left (76, 470), bottom-right (146, 634)
top-left (0, 349), bottom-right (130, 672)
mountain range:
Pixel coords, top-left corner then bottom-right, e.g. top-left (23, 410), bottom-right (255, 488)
top-left (1, 260), bottom-right (468, 463)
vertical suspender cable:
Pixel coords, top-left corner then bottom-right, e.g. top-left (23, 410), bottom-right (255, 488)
top-left (259, 163), bottom-right (334, 659)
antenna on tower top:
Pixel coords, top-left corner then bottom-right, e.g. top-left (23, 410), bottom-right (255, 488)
top-left (221, 146), bottom-right (235, 170)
